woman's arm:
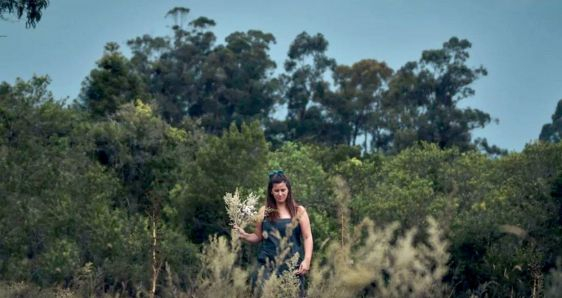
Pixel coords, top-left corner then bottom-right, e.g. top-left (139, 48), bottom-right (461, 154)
top-left (236, 206), bottom-right (265, 244)
top-left (297, 205), bottom-right (313, 275)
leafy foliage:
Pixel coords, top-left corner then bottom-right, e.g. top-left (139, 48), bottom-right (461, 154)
top-left (326, 59), bottom-right (393, 148)
top-left (177, 121), bottom-right (269, 242)
top-left (540, 99), bottom-right (562, 143)
top-left (79, 43), bottom-right (147, 118)
top-left (381, 37), bottom-right (494, 153)
top-left (0, 0), bottom-right (49, 27)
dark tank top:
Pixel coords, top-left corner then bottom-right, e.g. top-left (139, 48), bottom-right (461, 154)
top-left (258, 217), bottom-right (304, 265)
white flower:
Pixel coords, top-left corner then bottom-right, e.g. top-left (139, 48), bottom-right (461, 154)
top-left (224, 189), bottom-right (260, 229)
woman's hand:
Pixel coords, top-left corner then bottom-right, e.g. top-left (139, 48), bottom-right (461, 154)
top-left (297, 259), bottom-right (310, 275)
top-left (233, 224), bottom-right (247, 240)
top-left (233, 216), bottom-right (264, 244)
top-left (296, 206), bottom-right (313, 275)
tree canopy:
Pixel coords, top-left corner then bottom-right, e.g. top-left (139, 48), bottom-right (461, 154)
top-left (0, 0), bottom-right (49, 27)
top-left (540, 99), bottom-right (562, 143)
top-left (380, 37), bottom-right (492, 152)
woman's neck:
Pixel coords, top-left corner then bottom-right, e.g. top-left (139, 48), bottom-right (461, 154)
top-left (276, 203), bottom-right (291, 218)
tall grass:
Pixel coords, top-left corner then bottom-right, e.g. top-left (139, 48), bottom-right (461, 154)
top-left (307, 217), bottom-right (449, 298)
top-left (545, 261), bottom-right (562, 298)
top-left (4, 222), bottom-right (562, 297)
top-left (188, 216), bottom-right (450, 297)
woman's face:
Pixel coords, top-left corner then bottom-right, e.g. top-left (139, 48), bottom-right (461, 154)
top-left (271, 182), bottom-right (288, 204)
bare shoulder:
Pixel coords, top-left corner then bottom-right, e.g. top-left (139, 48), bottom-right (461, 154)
top-left (297, 205), bottom-right (308, 217)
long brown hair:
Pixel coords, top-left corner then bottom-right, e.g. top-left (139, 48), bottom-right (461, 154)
top-left (266, 172), bottom-right (298, 220)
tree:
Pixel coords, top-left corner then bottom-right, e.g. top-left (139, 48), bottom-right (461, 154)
top-left (88, 99), bottom-right (199, 213)
top-left (127, 8), bottom-right (281, 132)
top-left (381, 37), bottom-right (494, 153)
top-left (79, 42), bottom-right (147, 118)
top-left (127, 8), bottom-right (216, 125)
top-left (157, 14), bottom-right (216, 125)
top-left (273, 32), bottom-right (336, 143)
top-left (325, 59), bottom-right (393, 148)
top-left (539, 99), bottom-right (562, 143)
top-left (191, 30), bottom-right (279, 133)
top-left (0, 0), bottom-right (49, 27)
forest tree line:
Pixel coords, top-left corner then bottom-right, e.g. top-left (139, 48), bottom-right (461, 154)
top-left (78, 7), bottom-right (502, 155)
top-left (2, 6), bottom-right (562, 297)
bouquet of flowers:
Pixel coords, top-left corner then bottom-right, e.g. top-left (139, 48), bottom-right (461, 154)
top-left (224, 189), bottom-right (260, 229)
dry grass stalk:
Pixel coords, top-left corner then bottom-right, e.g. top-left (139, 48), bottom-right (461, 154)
top-left (150, 209), bottom-right (162, 298)
top-left (307, 217), bottom-right (449, 298)
top-left (193, 214), bottom-right (450, 297)
top-left (545, 260), bottom-right (562, 298)
top-left (333, 175), bottom-right (351, 247)
top-left (192, 233), bottom-right (250, 298)
top-left (260, 253), bottom-right (302, 298)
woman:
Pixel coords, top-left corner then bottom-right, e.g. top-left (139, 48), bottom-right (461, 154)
top-left (235, 170), bottom-right (313, 291)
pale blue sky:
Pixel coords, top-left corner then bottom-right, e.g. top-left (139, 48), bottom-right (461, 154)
top-left (1, 0), bottom-right (561, 151)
